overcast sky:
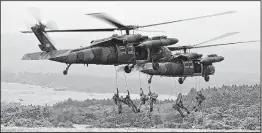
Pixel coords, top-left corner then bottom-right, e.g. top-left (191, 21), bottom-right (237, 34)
top-left (1, 1), bottom-right (260, 82)
top-left (2, 1), bottom-right (260, 48)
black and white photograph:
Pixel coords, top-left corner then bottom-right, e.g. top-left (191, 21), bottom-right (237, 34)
top-left (1, 1), bottom-right (261, 132)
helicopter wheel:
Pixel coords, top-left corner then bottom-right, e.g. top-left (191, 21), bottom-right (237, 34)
top-left (178, 78), bottom-right (184, 84)
top-left (152, 62), bottom-right (160, 70)
top-left (148, 79), bottom-right (152, 84)
top-left (204, 75), bottom-right (210, 82)
top-left (63, 64), bottom-right (71, 75)
top-left (124, 65), bottom-right (131, 73)
top-left (148, 75), bottom-right (153, 84)
top-left (63, 70), bottom-right (68, 75)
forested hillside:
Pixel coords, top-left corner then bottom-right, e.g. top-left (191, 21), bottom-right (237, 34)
top-left (1, 84), bottom-right (260, 130)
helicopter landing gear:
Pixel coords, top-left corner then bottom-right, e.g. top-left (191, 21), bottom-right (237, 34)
top-left (124, 64), bottom-right (135, 73)
top-left (63, 64), bottom-right (71, 75)
top-left (124, 65), bottom-right (131, 73)
top-left (178, 77), bottom-right (186, 84)
top-left (152, 62), bottom-right (160, 70)
top-left (204, 75), bottom-right (210, 82)
top-left (148, 75), bottom-right (153, 84)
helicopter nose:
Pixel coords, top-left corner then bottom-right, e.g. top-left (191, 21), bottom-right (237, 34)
top-left (168, 38), bottom-right (179, 45)
top-left (219, 56), bottom-right (224, 61)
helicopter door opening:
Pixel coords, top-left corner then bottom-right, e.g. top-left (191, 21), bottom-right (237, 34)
top-left (135, 47), bottom-right (148, 60)
top-left (193, 61), bottom-right (201, 73)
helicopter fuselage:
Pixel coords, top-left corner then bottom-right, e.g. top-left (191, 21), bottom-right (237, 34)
top-left (141, 55), bottom-right (224, 84)
top-left (48, 42), bottom-right (173, 66)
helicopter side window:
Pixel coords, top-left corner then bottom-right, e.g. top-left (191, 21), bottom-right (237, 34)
top-left (127, 45), bottom-right (133, 54)
top-left (185, 62), bottom-right (188, 67)
top-left (119, 46), bottom-right (126, 54)
top-left (189, 62), bottom-right (193, 68)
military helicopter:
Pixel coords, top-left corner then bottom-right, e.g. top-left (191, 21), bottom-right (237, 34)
top-left (140, 32), bottom-right (259, 84)
top-left (21, 9), bottom-right (237, 75)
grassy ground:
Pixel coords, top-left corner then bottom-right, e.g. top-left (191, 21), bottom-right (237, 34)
top-left (1, 125), bottom-right (260, 132)
top-left (1, 82), bottom-right (261, 131)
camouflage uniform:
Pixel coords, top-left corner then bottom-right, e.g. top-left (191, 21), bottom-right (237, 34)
top-left (112, 88), bottom-right (122, 114)
top-left (148, 87), bottom-right (158, 112)
top-left (122, 90), bottom-right (138, 113)
top-left (137, 88), bottom-right (149, 112)
top-left (192, 91), bottom-right (206, 112)
top-left (172, 93), bottom-right (190, 118)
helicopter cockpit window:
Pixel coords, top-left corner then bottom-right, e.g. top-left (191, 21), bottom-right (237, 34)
top-left (119, 46), bottom-right (126, 54)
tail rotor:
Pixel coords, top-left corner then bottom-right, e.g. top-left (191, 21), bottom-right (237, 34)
top-left (22, 7), bottom-right (58, 33)
top-left (21, 7), bottom-right (58, 52)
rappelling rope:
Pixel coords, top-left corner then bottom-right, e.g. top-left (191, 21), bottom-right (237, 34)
top-left (147, 75), bottom-right (150, 89)
top-left (124, 72), bottom-right (128, 90)
top-left (174, 77), bottom-right (176, 101)
top-left (195, 77), bottom-right (198, 90)
top-left (193, 77), bottom-right (198, 125)
top-left (139, 72), bottom-right (142, 89)
top-left (198, 76), bottom-right (201, 91)
top-left (114, 66), bottom-right (118, 89)
top-left (179, 84), bottom-right (182, 93)
top-left (179, 83), bottom-right (184, 123)
top-left (114, 66), bottom-right (119, 117)
top-left (197, 76), bottom-right (204, 124)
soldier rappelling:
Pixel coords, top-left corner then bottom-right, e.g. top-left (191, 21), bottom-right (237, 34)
top-left (192, 90), bottom-right (206, 112)
top-left (121, 90), bottom-right (138, 113)
top-left (148, 86), bottom-right (158, 112)
top-left (112, 88), bottom-right (123, 114)
top-left (172, 93), bottom-right (190, 118)
top-left (137, 88), bottom-right (149, 112)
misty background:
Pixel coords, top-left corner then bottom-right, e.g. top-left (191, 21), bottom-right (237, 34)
top-left (1, 1), bottom-right (260, 95)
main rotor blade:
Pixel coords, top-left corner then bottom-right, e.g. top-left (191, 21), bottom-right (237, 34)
top-left (135, 29), bottom-right (166, 33)
top-left (193, 40), bottom-right (260, 49)
top-left (139, 11), bottom-right (236, 28)
top-left (193, 32), bottom-right (239, 46)
top-left (44, 28), bottom-right (116, 33)
top-left (21, 31), bottom-right (33, 33)
top-left (86, 12), bottom-right (126, 29)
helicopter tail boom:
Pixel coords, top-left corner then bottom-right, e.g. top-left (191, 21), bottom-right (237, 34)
top-left (22, 51), bottom-right (51, 60)
top-left (22, 49), bottom-right (70, 61)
